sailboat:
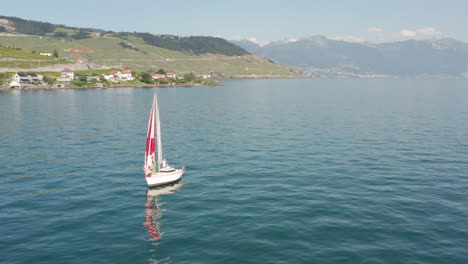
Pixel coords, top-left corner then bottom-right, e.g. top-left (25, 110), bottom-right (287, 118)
top-left (144, 93), bottom-right (184, 186)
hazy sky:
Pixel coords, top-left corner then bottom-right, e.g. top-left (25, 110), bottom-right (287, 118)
top-left (2, 0), bottom-right (467, 44)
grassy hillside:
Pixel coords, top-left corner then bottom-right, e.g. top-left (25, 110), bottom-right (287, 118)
top-left (0, 46), bottom-right (74, 68)
top-left (0, 35), bottom-right (300, 77)
top-left (0, 60), bottom-right (74, 68)
top-left (0, 16), bottom-right (249, 56)
top-left (0, 46), bottom-right (56, 60)
top-left (0, 15), bottom-right (301, 77)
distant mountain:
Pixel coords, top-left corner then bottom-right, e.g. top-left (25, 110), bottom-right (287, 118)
top-left (231, 36), bottom-right (468, 76)
top-left (229, 39), bottom-right (264, 55)
top-left (375, 38), bottom-right (468, 75)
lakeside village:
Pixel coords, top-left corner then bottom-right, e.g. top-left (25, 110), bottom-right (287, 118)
top-left (0, 67), bottom-right (220, 90)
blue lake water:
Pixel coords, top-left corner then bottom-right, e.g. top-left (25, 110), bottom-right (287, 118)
top-left (1, 78), bottom-right (468, 263)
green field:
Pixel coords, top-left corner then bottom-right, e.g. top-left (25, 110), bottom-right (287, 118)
top-left (54, 27), bottom-right (79, 35)
top-left (0, 60), bottom-right (73, 68)
top-left (0, 46), bottom-right (74, 69)
top-left (0, 36), bottom-right (301, 77)
top-left (73, 68), bottom-right (121, 75)
top-left (0, 46), bottom-right (56, 60)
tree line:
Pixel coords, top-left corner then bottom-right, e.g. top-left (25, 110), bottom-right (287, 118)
top-left (113, 32), bottom-right (250, 56)
top-left (0, 15), bottom-right (56, 35)
top-left (0, 16), bottom-right (93, 39)
top-left (135, 33), bottom-right (250, 56)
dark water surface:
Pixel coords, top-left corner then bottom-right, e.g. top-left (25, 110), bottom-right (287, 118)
top-left (1, 78), bottom-right (468, 263)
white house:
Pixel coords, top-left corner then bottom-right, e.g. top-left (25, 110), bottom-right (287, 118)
top-left (10, 72), bottom-right (43, 87)
top-left (56, 68), bottom-right (75, 82)
top-left (103, 68), bottom-right (134, 82)
top-left (166, 70), bottom-right (177, 79)
top-left (150, 73), bottom-right (166, 79)
top-left (121, 69), bottom-right (134, 80)
top-left (39, 51), bottom-right (53, 56)
top-left (198, 74), bottom-right (212, 79)
top-left (103, 70), bottom-right (122, 81)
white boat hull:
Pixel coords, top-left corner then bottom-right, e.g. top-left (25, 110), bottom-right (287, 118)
top-left (146, 169), bottom-right (184, 187)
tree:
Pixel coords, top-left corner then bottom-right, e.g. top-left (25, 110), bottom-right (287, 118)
top-left (133, 33), bottom-right (249, 56)
top-left (158, 78), bottom-right (168, 85)
top-left (0, 73), bottom-right (6, 83)
top-left (72, 29), bottom-right (91, 40)
top-left (54, 31), bottom-right (68, 38)
top-left (140, 72), bottom-right (153, 84)
top-left (53, 50), bottom-right (59, 58)
top-left (7, 16), bottom-right (55, 35)
top-left (183, 72), bottom-right (196, 83)
top-left (42, 75), bottom-right (54, 85)
top-left (0, 26), bottom-right (6, 32)
top-left (157, 69), bottom-right (166, 74)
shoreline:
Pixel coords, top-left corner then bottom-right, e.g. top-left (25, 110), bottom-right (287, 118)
top-left (229, 74), bottom-right (303, 79)
top-left (0, 82), bottom-right (220, 91)
top-left (4, 74), bottom-right (464, 91)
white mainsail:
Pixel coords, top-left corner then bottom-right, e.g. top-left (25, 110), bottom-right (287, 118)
top-left (154, 93), bottom-right (163, 172)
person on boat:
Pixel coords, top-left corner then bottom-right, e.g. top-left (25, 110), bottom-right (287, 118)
top-left (162, 159), bottom-right (168, 168)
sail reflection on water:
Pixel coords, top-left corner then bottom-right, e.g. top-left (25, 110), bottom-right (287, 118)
top-left (143, 195), bottom-right (162, 241)
top-left (144, 181), bottom-right (184, 262)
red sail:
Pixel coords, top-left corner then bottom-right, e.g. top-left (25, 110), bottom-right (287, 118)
top-left (144, 95), bottom-right (156, 177)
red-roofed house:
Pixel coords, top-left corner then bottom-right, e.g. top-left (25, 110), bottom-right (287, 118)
top-left (103, 70), bottom-right (122, 81)
top-left (121, 69), bottom-right (134, 80)
top-left (165, 71), bottom-right (177, 79)
top-left (102, 69), bottom-right (134, 82)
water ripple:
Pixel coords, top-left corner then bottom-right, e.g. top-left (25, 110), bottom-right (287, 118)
top-left (1, 79), bottom-right (468, 263)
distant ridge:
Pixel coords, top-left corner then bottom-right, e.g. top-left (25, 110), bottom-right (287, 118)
top-left (231, 36), bottom-right (468, 77)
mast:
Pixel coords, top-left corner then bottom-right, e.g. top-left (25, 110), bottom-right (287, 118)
top-left (154, 93), bottom-right (163, 172)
